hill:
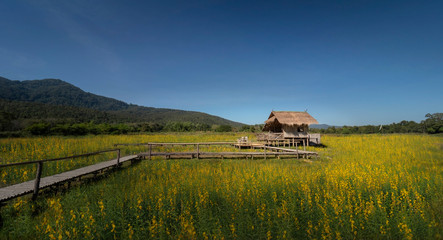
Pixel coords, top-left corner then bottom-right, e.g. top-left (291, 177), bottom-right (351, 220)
top-left (0, 77), bottom-right (128, 111)
top-left (310, 124), bottom-right (338, 129)
top-left (0, 76), bottom-right (244, 128)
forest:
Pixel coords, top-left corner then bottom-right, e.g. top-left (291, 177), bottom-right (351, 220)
top-left (2, 77), bottom-right (440, 137)
top-left (310, 113), bottom-right (442, 135)
top-left (0, 113), bottom-right (441, 137)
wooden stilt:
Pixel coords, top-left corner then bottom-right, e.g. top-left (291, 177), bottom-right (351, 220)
top-left (32, 162), bottom-right (43, 201)
top-left (149, 144), bottom-right (152, 160)
top-left (264, 146), bottom-right (267, 160)
top-left (117, 149), bottom-right (121, 166)
top-left (296, 142), bottom-right (299, 159)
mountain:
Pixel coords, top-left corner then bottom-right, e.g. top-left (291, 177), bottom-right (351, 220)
top-left (0, 77), bottom-right (244, 127)
top-left (0, 76), bottom-right (133, 111)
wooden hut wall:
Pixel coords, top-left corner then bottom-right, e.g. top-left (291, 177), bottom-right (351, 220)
top-left (282, 125), bottom-right (297, 134)
top-left (263, 120), bottom-right (283, 132)
top-left (282, 124), bottom-right (309, 138)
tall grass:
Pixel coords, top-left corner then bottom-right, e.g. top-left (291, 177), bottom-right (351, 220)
top-left (0, 134), bottom-right (441, 239)
top-left (0, 133), bottom-right (253, 185)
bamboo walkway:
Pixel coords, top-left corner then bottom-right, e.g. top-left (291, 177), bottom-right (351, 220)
top-left (137, 142), bottom-right (318, 160)
top-left (139, 150), bottom-right (317, 159)
top-left (0, 142), bottom-right (318, 204)
top-left (117, 141), bottom-right (319, 160)
top-left (0, 155), bottom-right (139, 203)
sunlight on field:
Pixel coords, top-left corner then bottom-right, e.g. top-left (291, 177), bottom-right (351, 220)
top-left (0, 134), bottom-right (442, 239)
top-left (0, 133), bottom-right (252, 185)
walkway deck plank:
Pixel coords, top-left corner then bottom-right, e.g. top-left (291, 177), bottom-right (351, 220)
top-left (138, 151), bottom-right (317, 159)
top-left (1, 143), bottom-right (318, 204)
top-left (0, 155), bottom-right (138, 203)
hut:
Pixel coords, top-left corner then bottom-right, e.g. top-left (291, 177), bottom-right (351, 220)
top-left (258, 111), bottom-right (320, 146)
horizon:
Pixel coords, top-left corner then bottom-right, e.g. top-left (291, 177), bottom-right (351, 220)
top-left (0, 75), bottom-right (435, 127)
top-left (1, 0), bottom-right (442, 126)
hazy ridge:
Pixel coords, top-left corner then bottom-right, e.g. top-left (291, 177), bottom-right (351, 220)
top-left (0, 77), bottom-right (244, 127)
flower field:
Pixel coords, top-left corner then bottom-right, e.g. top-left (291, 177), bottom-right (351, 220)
top-left (0, 134), bottom-right (442, 239)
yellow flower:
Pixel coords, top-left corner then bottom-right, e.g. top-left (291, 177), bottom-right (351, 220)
top-left (111, 221), bottom-right (116, 233)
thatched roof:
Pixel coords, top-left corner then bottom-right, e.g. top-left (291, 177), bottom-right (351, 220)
top-left (264, 111), bottom-right (318, 126)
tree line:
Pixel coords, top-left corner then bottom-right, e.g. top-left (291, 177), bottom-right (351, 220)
top-left (0, 113), bottom-right (441, 137)
top-left (310, 113), bottom-right (442, 134)
top-left (0, 121), bottom-right (236, 137)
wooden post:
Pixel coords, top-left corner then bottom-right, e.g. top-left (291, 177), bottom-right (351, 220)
top-left (303, 139), bottom-right (306, 151)
top-left (0, 202), bottom-right (5, 227)
top-left (264, 146), bottom-right (267, 160)
top-left (117, 149), bottom-right (121, 166)
top-left (32, 162), bottom-right (43, 201)
top-left (149, 144), bottom-right (152, 160)
top-left (296, 142), bottom-right (299, 159)
top-left (197, 144), bottom-right (200, 159)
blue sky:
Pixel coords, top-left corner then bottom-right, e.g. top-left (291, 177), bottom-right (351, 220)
top-left (1, 0), bottom-right (442, 125)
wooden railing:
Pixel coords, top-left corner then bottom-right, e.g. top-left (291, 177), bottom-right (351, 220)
top-left (114, 142), bottom-right (235, 147)
top-left (256, 133), bottom-right (285, 141)
top-left (0, 149), bottom-right (121, 200)
top-left (115, 142), bottom-right (235, 160)
top-left (114, 141), bottom-right (320, 161)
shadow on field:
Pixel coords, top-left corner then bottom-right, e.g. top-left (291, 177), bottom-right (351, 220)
top-left (23, 159), bottom-right (143, 218)
top-left (311, 143), bottom-right (327, 148)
